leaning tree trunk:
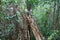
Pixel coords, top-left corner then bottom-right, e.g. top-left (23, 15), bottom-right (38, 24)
top-left (25, 0), bottom-right (43, 40)
top-left (24, 13), bottom-right (43, 40)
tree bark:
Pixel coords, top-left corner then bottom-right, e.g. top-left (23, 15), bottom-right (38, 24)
top-left (53, 0), bottom-right (59, 30)
top-left (25, 14), bottom-right (43, 40)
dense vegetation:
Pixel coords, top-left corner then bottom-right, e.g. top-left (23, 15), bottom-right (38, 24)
top-left (0, 0), bottom-right (60, 40)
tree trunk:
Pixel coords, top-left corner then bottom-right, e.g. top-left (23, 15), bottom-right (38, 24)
top-left (53, 0), bottom-right (59, 30)
top-left (25, 14), bottom-right (43, 40)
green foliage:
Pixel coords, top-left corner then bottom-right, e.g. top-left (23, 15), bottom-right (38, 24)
top-left (26, 0), bottom-right (40, 9)
top-left (0, 0), bottom-right (60, 40)
top-left (48, 30), bottom-right (59, 40)
top-left (32, 0), bottom-right (60, 40)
